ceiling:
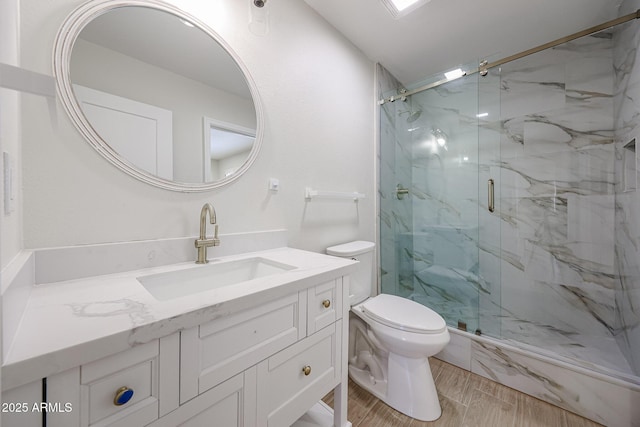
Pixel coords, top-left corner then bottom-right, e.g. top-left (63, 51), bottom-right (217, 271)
top-left (304, 0), bottom-right (623, 86)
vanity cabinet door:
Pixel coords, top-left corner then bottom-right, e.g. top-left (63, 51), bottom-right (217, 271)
top-left (256, 321), bottom-right (342, 427)
top-left (307, 279), bottom-right (342, 335)
top-left (47, 336), bottom-right (180, 427)
top-left (146, 369), bottom-right (256, 427)
top-left (82, 340), bottom-right (159, 427)
top-left (180, 293), bottom-right (305, 403)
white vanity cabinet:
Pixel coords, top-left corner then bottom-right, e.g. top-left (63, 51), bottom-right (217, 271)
top-left (179, 278), bottom-right (346, 427)
top-left (39, 277), bottom-right (349, 427)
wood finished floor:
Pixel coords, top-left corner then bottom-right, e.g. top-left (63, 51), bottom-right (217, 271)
top-left (322, 358), bottom-right (604, 427)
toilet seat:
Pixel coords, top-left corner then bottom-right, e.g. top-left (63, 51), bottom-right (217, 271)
top-left (360, 294), bottom-right (446, 334)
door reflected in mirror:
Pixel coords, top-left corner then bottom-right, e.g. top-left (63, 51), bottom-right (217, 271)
top-left (204, 117), bottom-right (256, 181)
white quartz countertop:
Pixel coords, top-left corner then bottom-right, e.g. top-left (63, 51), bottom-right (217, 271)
top-left (2, 247), bottom-right (358, 390)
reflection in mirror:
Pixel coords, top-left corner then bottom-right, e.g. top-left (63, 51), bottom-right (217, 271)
top-left (55, 0), bottom-right (262, 191)
top-left (203, 118), bottom-right (256, 181)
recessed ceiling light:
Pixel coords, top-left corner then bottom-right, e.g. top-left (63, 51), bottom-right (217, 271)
top-left (380, 0), bottom-right (432, 19)
top-left (444, 68), bottom-right (466, 80)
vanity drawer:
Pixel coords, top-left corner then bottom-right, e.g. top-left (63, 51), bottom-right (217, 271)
top-left (181, 292), bottom-right (305, 403)
top-left (147, 370), bottom-right (254, 427)
top-left (81, 341), bottom-right (159, 427)
top-left (307, 279), bottom-right (342, 335)
top-left (256, 322), bottom-right (341, 427)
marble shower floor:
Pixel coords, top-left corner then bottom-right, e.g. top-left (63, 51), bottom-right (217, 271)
top-left (322, 358), bottom-right (603, 427)
top-left (418, 294), bottom-right (636, 377)
top-left (499, 331), bottom-right (636, 379)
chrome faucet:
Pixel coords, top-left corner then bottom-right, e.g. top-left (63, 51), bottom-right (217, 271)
top-left (194, 203), bottom-right (220, 264)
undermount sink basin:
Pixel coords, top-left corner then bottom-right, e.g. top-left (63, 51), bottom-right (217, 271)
top-left (138, 257), bottom-right (296, 301)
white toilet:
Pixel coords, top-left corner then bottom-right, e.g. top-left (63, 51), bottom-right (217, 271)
top-left (326, 241), bottom-right (450, 422)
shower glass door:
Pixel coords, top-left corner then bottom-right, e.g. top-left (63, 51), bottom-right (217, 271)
top-left (380, 62), bottom-right (486, 334)
top-left (380, 18), bottom-right (640, 379)
top-left (492, 30), bottom-right (626, 372)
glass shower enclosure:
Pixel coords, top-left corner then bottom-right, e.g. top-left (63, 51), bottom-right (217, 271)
top-left (379, 19), bottom-right (640, 380)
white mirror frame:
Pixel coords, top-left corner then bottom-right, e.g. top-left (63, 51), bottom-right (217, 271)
top-left (53, 0), bottom-right (264, 192)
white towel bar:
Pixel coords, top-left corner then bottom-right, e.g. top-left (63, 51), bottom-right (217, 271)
top-left (305, 187), bottom-right (365, 201)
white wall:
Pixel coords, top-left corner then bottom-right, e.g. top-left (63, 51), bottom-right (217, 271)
top-left (1, 0), bottom-right (22, 272)
top-left (1, 0), bottom-right (22, 416)
top-left (18, 0), bottom-right (375, 253)
top-left (213, 149), bottom-right (251, 181)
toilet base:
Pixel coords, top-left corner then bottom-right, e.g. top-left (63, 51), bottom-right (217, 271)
top-left (386, 353), bottom-right (441, 421)
top-left (349, 353), bottom-right (442, 422)
top-left (348, 364), bottom-right (387, 402)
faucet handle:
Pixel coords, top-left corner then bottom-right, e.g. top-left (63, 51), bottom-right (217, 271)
top-left (213, 224), bottom-right (220, 246)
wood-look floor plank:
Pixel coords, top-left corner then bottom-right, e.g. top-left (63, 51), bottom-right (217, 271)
top-left (564, 411), bottom-right (605, 427)
top-left (325, 359), bottom-right (604, 427)
top-left (357, 400), bottom-right (413, 427)
top-left (429, 357), bottom-right (445, 380)
top-left (461, 388), bottom-right (516, 427)
top-left (514, 393), bottom-right (568, 427)
top-left (433, 359), bottom-right (472, 404)
top-left (408, 394), bottom-right (467, 427)
top-left (465, 372), bottom-right (518, 405)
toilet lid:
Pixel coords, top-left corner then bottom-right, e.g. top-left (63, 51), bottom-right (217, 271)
top-left (361, 294), bottom-right (446, 334)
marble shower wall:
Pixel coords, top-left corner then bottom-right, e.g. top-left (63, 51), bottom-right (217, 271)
top-left (491, 32), bottom-right (629, 373)
top-left (377, 64), bottom-right (414, 298)
top-left (613, 0), bottom-right (640, 374)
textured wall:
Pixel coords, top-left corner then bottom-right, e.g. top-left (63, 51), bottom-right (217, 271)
top-left (17, 0), bottom-right (375, 253)
top-left (0, 0), bottom-right (22, 271)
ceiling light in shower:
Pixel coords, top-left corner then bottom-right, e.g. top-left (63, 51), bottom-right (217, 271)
top-left (432, 128), bottom-right (448, 148)
top-left (444, 68), bottom-right (466, 80)
top-left (381, 0), bottom-right (432, 19)
top-left (476, 112), bottom-right (489, 118)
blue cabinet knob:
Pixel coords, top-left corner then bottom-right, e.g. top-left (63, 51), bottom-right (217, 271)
top-left (113, 387), bottom-right (134, 406)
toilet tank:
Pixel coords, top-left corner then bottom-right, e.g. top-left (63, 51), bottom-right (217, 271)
top-left (326, 241), bottom-right (375, 306)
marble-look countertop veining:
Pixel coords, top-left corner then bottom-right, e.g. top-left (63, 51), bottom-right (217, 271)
top-left (2, 247), bottom-right (357, 391)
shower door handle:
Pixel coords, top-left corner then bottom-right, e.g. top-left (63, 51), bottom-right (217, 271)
top-left (396, 184), bottom-right (409, 200)
top-left (488, 179), bottom-right (495, 213)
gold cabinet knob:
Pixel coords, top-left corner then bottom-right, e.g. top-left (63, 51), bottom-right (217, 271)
top-left (302, 365), bottom-right (312, 376)
top-left (322, 299), bottom-right (331, 308)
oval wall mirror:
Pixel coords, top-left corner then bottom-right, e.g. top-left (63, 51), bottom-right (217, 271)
top-left (53, 0), bottom-right (264, 192)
